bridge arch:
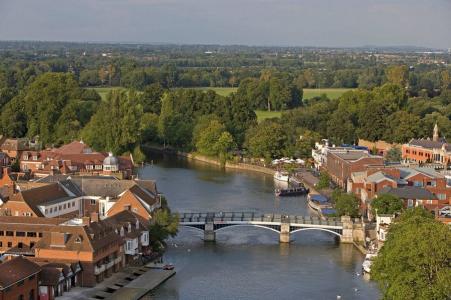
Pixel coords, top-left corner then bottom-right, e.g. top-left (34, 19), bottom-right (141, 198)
top-left (179, 225), bottom-right (206, 233)
top-left (290, 227), bottom-right (342, 237)
top-left (215, 224), bottom-right (281, 234)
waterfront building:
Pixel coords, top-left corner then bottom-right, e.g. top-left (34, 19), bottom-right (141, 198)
top-left (401, 124), bottom-right (451, 167)
top-left (19, 140), bottom-right (134, 179)
top-left (348, 166), bottom-right (451, 219)
top-left (326, 150), bottom-right (384, 188)
top-left (0, 256), bottom-right (41, 300)
top-left (34, 217), bottom-right (124, 287)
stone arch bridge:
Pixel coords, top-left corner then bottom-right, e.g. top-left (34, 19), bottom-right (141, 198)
top-left (177, 212), bottom-right (358, 243)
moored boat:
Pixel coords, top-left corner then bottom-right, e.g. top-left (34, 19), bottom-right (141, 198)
top-left (275, 186), bottom-right (309, 197)
top-left (362, 253), bottom-right (377, 274)
top-left (274, 171), bottom-right (290, 182)
top-left (307, 193), bottom-right (332, 211)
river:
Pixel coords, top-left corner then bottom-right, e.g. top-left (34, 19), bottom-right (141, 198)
top-left (138, 154), bottom-right (380, 300)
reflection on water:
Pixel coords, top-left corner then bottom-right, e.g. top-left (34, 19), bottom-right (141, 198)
top-left (139, 154), bottom-right (379, 300)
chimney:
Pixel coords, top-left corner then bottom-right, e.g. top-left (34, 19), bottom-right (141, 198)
top-left (50, 232), bottom-right (67, 247)
top-left (90, 212), bottom-right (99, 223)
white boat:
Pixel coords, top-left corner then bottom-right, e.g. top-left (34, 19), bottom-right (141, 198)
top-left (274, 171), bottom-right (290, 182)
top-left (362, 253), bottom-right (377, 274)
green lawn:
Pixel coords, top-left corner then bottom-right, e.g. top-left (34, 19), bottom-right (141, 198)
top-left (255, 110), bottom-right (282, 122)
top-left (86, 87), bottom-right (125, 100)
top-left (303, 88), bottom-right (352, 99)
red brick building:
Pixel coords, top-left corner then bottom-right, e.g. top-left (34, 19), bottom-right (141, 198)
top-left (326, 150), bottom-right (384, 188)
top-left (402, 124), bottom-right (451, 166)
top-left (34, 218), bottom-right (124, 287)
top-left (20, 141), bottom-right (134, 179)
top-left (0, 256), bottom-right (41, 300)
top-left (348, 166), bottom-right (451, 217)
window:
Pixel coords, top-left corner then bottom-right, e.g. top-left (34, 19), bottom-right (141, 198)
top-left (437, 194), bottom-right (446, 200)
top-left (7, 242), bottom-right (12, 247)
top-left (0, 242), bottom-right (2, 247)
top-left (75, 237), bottom-right (82, 243)
top-left (72, 202), bottom-right (75, 207)
top-left (59, 205), bottom-right (62, 210)
top-left (63, 204), bottom-right (67, 209)
top-left (38, 233), bottom-right (43, 237)
top-left (18, 242), bottom-right (23, 248)
top-left (27, 232), bottom-right (37, 237)
top-left (18, 294), bottom-right (24, 300)
top-left (45, 209), bottom-right (48, 214)
top-left (407, 199), bottom-right (414, 208)
top-left (413, 181), bottom-right (423, 187)
top-left (90, 199), bottom-right (96, 205)
top-left (0, 231), bottom-right (4, 236)
top-left (16, 231), bottom-right (25, 237)
top-left (50, 207), bottom-right (53, 213)
top-left (30, 242), bottom-right (35, 248)
top-left (6, 231), bottom-right (13, 236)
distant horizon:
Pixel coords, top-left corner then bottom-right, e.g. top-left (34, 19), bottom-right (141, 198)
top-left (0, 39), bottom-right (448, 51)
top-left (0, 0), bottom-right (449, 49)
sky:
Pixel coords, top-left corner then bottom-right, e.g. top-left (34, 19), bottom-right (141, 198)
top-left (0, 0), bottom-right (450, 48)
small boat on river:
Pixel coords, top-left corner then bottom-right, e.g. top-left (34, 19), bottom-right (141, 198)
top-left (307, 193), bottom-right (332, 211)
top-left (274, 171), bottom-right (290, 182)
top-left (362, 253), bottom-right (377, 274)
top-left (275, 186), bottom-right (309, 197)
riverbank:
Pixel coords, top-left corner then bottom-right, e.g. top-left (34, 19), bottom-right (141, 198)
top-left (143, 144), bottom-right (275, 176)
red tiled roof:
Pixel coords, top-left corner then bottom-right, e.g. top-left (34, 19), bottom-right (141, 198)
top-left (0, 256), bottom-right (41, 289)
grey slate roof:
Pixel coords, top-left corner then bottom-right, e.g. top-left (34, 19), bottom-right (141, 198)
top-left (378, 186), bottom-right (437, 200)
top-left (408, 139), bottom-right (448, 150)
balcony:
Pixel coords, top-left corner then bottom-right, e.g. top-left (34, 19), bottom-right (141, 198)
top-left (106, 261), bottom-right (114, 269)
top-left (114, 256), bottom-right (122, 264)
top-left (94, 264), bottom-right (106, 275)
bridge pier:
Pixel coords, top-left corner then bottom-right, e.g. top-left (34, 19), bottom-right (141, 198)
top-left (279, 223), bottom-right (290, 243)
top-left (204, 222), bottom-right (216, 242)
top-left (340, 216), bottom-right (353, 244)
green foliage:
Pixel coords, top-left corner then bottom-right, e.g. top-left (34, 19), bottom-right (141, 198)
top-left (244, 120), bottom-right (288, 161)
top-left (385, 147), bottom-right (402, 162)
top-left (333, 190), bottom-right (360, 217)
top-left (316, 172), bottom-right (330, 190)
top-left (82, 90), bottom-right (143, 154)
top-left (372, 208), bottom-right (450, 300)
top-left (371, 194), bottom-right (403, 215)
top-left (149, 206), bottom-right (179, 253)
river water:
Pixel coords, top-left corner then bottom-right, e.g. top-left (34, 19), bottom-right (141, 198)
top-left (138, 155), bottom-right (380, 300)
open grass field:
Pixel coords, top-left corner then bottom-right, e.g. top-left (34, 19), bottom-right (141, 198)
top-left (303, 88), bottom-right (352, 99)
top-left (87, 87), bottom-right (125, 100)
top-left (255, 110), bottom-right (282, 122)
top-left (193, 87), bottom-right (351, 99)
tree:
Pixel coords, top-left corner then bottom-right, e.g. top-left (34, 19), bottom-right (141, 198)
top-left (244, 120), bottom-right (288, 161)
top-left (82, 90), bottom-right (143, 154)
top-left (140, 83), bottom-right (164, 114)
top-left (385, 147), bottom-right (402, 162)
top-left (372, 208), bottom-right (450, 300)
top-left (194, 119), bottom-right (226, 156)
top-left (384, 111), bottom-right (421, 143)
top-left (371, 194), bottom-right (403, 215)
top-left (316, 172), bottom-right (330, 190)
top-left (215, 132), bottom-right (236, 163)
top-left (333, 190), bottom-right (360, 217)
top-left (386, 65), bottom-right (409, 87)
top-left (149, 199), bottom-right (179, 253)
